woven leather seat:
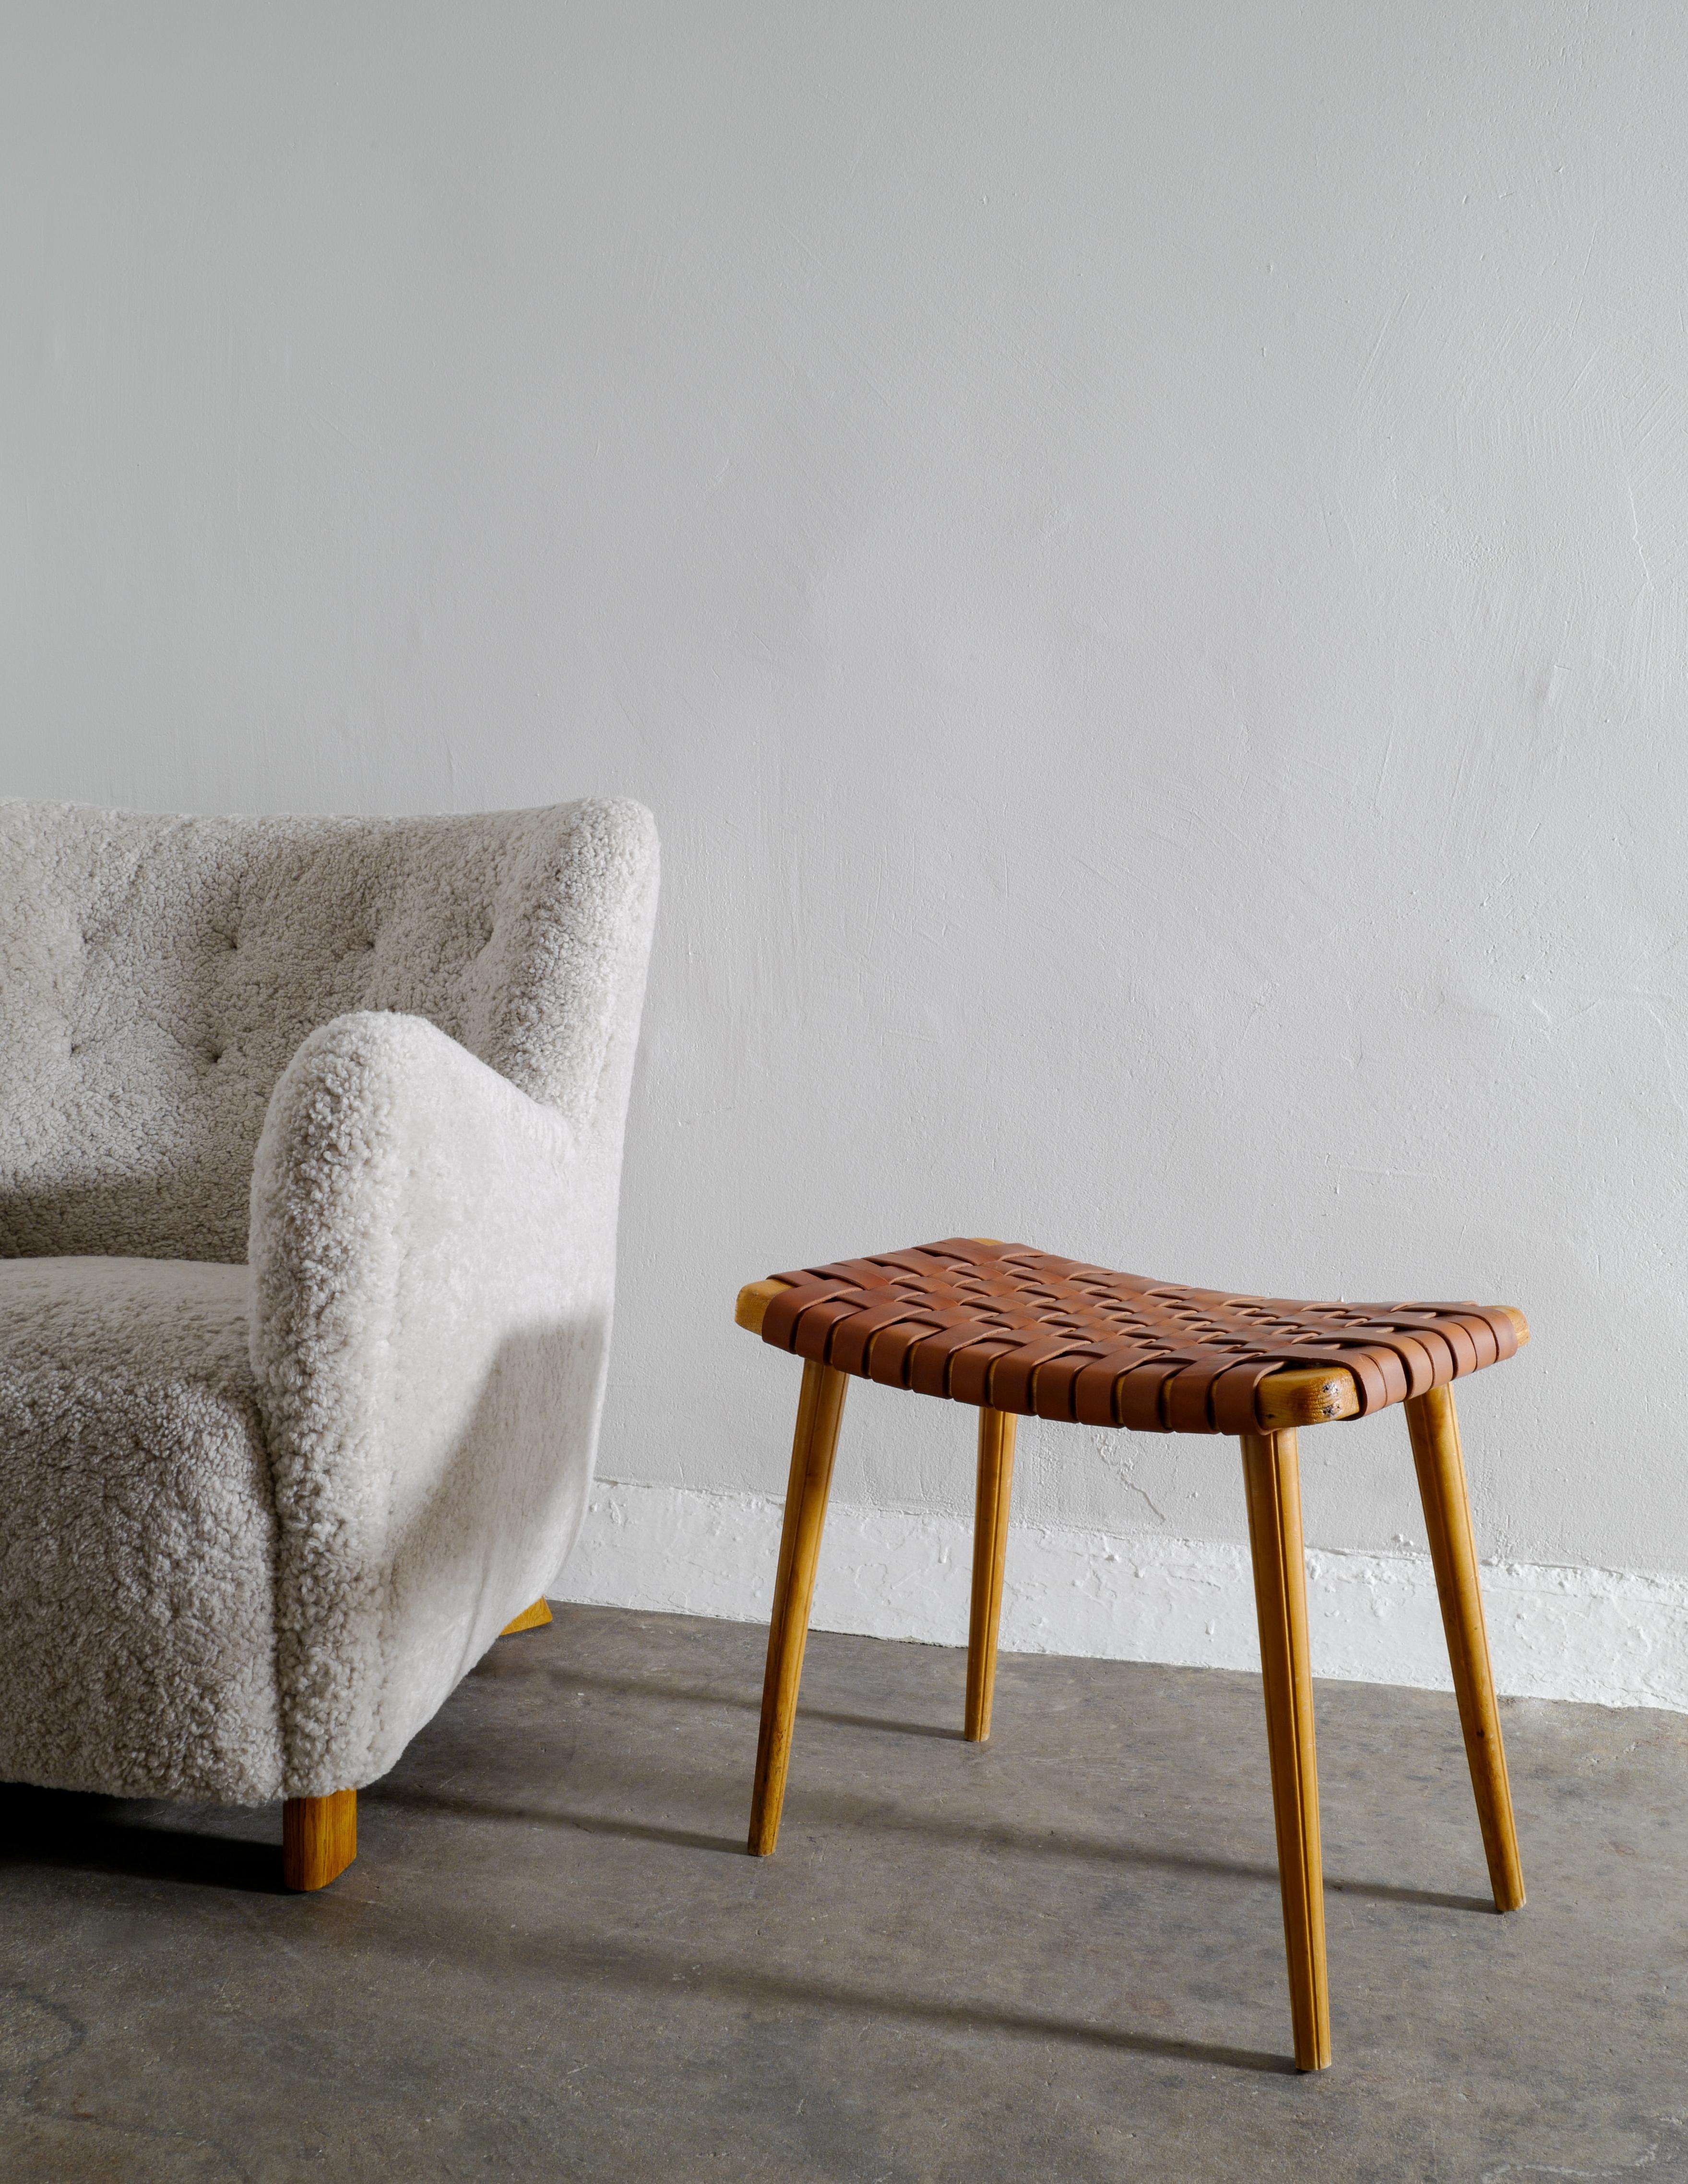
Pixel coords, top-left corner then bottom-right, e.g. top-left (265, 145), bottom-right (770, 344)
top-left (735, 1235), bottom-right (1531, 2073)
top-left (758, 1236), bottom-right (1522, 1433)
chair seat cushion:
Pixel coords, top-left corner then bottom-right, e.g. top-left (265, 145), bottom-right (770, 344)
top-left (760, 1238), bottom-right (1523, 1435)
top-left (0, 1258), bottom-right (282, 1803)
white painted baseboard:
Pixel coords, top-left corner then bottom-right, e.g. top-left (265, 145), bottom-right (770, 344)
top-left (556, 1476), bottom-right (1688, 1714)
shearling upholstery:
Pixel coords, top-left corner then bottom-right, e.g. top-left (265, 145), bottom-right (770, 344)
top-left (0, 1257), bottom-right (281, 1800)
top-left (0, 800), bottom-right (653, 1262)
top-left (0, 797), bottom-right (658, 1804)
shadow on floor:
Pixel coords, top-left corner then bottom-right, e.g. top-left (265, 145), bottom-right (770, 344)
top-left (531, 1662), bottom-right (964, 1740)
top-left (646, 1957), bottom-right (1299, 2078)
top-left (365, 1778), bottom-right (1494, 1914)
top-left (376, 1887), bottom-right (1302, 2078)
top-left (0, 1783), bottom-right (1298, 2078)
top-left (516, 1662), bottom-right (1495, 1912)
top-left (1326, 1877), bottom-right (1493, 1913)
top-left (0, 1785), bottom-right (1299, 2078)
top-left (367, 1781), bottom-right (745, 1858)
top-left (802, 1706), bottom-right (964, 1740)
top-left (0, 1783), bottom-right (283, 1894)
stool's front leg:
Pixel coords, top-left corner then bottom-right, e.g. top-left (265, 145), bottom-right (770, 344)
top-left (1240, 1427), bottom-right (1332, 2072)
top-left (748, 1358), bottom-right (850, 1856)
top-left (965, 1405), bottom-right (1018, 1741)
top-left (1404, 1384), bottom-right (1525, 1912)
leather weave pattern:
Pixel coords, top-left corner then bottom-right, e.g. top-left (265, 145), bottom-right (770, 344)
top-left (760, 1239), bottom-right (1519, 1435)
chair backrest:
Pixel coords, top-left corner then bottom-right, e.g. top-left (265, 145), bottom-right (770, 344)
top-left (0, 797), bottom-right (659, 1262)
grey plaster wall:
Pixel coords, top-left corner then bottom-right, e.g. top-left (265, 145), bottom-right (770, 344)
top-left (3, 3), bottom-right (1684, 1584)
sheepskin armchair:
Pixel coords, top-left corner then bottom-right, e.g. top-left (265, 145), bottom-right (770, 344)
top-left (0, 796), bottom-right (658, 1880)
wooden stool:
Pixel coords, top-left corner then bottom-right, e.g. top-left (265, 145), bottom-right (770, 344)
top-left (736, 1238), bottom-right (1530, 2072)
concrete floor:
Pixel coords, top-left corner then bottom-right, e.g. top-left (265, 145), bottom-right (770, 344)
top-left (0, 1604), bottom-right (1684, 2182)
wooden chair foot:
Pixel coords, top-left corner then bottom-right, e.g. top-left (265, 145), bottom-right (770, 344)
top-left (965, 1405), bottom-right (1017, 1741)
top-left (283, 1789), bottom-right (357, 1891)
top-left (500, 1597), bottom-right (554, 1636)
top-left (1241, 1428), bottom-right (1332, 2072)
top-left (1405, 1385), bottom-right (1526, 1912)
top-left (748, 1359), bottom-right (849, 1857)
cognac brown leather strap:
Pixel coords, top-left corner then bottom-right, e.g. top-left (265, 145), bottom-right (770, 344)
top-left (760, 1238), bottom-right (1517, 1435)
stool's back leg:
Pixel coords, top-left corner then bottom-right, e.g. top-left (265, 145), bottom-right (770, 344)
top-left (1240, 1427), bottom-right (1332, 2072)
top-left (1404, 1384), bottom-right (1526, 1912)
top-left (965, 1405), bottom-right (1018, 1741)
top-left (748, 1359), bottom-right (850, 1856)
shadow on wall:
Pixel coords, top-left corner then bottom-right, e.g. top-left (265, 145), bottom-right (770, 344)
top-left (258, 1311), bottom-right (610, 1801)
top-left (380, 1314), bottom-right (610, 1702)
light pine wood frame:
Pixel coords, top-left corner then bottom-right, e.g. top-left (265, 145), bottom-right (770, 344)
top-left (749, 1359), bottom-right (850, 1855)
top-left (736, 1267), bottom-right (1530, 2071)
top-left (500, 1596), bottom-right (554, 1636)
top-left (1404, 1386), bottom-right (1526, 1911)
top-left (282, 1787), bottom-right (357, 1891)
top-left (965, 1406), bottom-right (1018, 1743)
top-left (1240, 1426), bottom-right (1330, 2070)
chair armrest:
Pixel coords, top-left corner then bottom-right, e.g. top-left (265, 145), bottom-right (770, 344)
top-left (250, 1009), bottom-right (613, 1795)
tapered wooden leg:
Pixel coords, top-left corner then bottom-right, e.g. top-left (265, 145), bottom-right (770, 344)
top-left (1405, 1383), bottom-right (1526, 1912)
top-left (501, 1597), bottom-right (553, 1636)
top-left (965, 1405), bottom-right (1018, 1741)
top-left (283, 1789), bottom-right (357, 1891)
top-left (1241, 1428), bottom-right (1331, 2072)
top-left (748, 1359), bottom-right (850, 1856)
